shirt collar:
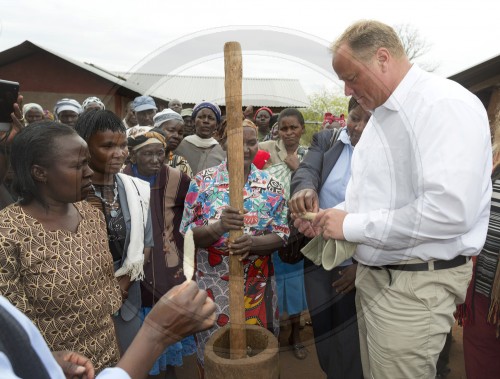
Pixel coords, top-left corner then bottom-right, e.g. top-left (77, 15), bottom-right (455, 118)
top-left (339, 127), bottom-right (353, 147)
top-left (379, 64), bottom-right (422, 112)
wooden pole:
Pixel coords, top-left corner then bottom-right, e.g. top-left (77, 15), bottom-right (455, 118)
top-left (224, 41), bottom-right (246, 359)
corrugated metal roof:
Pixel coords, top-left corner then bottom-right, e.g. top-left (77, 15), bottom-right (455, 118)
top-left (0, 41), bottom-right (310, 107)
top-left (0, 41), bottom-right (142, 95)
top-left (119, 72), bottom-right (310, 107)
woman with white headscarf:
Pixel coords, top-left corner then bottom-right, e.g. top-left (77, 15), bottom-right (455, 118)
top-left (153, 108), bottom-right (193, 177)
top-left (22, 103), bottom-right (44, 126)
top-left (82, 96), bottom-right (106, 111)
top-left (53, 98), bottom-right (82, 127)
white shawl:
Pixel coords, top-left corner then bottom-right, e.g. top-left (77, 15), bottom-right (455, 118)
top-left (114, 173), bottom-right (150, 281)
top-left (184, 134), bottom-right (218, 148)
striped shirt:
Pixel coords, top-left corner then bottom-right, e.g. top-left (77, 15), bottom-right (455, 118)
top-left (475, 174), bottom-right (500, 297)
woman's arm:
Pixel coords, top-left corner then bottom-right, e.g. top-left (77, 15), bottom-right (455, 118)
top-left (228, 233), bottom-right (283, 260)
top-left (0, 234), bottom-right (34, 315)
top-left (192, 206), bottom-right (244, 248)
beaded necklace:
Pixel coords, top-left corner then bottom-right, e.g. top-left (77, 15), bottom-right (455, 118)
top-left (91, 180), bottom-right (119, 217)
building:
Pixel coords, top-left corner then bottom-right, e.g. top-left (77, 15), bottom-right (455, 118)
top-left (0, 40), bottom-right (310, 117)
top-left (121, 72), bottom-right (310, 113)
top-left (449, 54), bottom-right (500, 133)
top-left (0, 41), bottom-right (139, 116)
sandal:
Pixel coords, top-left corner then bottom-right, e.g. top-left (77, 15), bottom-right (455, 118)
top-left (289, 336), bottom-right (308, 360)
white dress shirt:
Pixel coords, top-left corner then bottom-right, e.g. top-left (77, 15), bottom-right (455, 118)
top-left (0, 296), bottom-right (130, 379)
top-left (340, 65), bottom-right (492, 265)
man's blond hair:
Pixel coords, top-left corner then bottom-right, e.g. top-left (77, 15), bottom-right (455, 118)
top-left (331, 20), bottom-right (406, 63)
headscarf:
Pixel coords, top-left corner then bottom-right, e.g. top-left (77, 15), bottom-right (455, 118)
top-left (181, 108), bottom-right (193, 118)
top-left (323, 113), bottom-right (346, 128)
top-left (82, 96), bottom-right (105, 110)
top-left (153, 108), bottom-right (183, 127)
top-left (133, 95), bottom-right (157, 112)
top-left (253, 107), bottom-right (273, 121)
top-left (192, 101), bottom-right (222, 124)
top-left (53, 98), bottom-right (82, 116)
top-left (43, 110), bottom-right (54, 121)
top-left (22, 103), bottom-right (44, 117)
top-left (127, 126), bottom-right (166, 151)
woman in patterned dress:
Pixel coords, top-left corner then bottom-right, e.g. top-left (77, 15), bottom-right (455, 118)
top-left (0, 122), bottom-right (122, 372)
top-left (180, 119), bottom-right (290, 377)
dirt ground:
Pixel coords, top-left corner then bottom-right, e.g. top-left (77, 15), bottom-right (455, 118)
top-left (177, 315), bottom-right (466, 379)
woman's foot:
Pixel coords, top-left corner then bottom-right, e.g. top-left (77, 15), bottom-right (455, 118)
top-left (288, 335), bottom-right (308, 360)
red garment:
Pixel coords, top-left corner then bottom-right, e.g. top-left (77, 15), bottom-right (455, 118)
top-left (463, 292), bottom-right (500, 379)
top-left (253, 149), bottom-right (271, 169)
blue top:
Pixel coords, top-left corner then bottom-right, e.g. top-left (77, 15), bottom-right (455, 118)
top-left (319, 128), bottom-right (353, 266)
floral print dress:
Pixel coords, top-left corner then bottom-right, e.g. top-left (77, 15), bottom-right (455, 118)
top-left (180, 161), bottom-right (289, 365)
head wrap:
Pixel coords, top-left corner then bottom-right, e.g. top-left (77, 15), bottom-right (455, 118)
top-left (181, 108), bottom-right (193, 118)
top-left (53, 98), bottom-right (82, 116)
top-left (127, 126), bottom-right (166, 151)
top-left (192, 101), bottom-right (221, 124)
top-left (243, 119), bottom-right (258, 130)
top-left (22, 103), bottom-right (44, 117)
top-left (323, 113), bottom-right (346, 128)
top-left (82, 96), bottom-right (105, 110)
top-left (133, 96), bottom-right (157, 112)
top-left (43, 110), bottom-right (54, 121)
top-left (253, 107), bottom-right (273, 121)
top-left (153, 108), bottom-right (183, 127)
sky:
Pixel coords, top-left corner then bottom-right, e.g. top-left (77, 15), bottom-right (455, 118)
top-left (1, 0), bottom-right (499, 95)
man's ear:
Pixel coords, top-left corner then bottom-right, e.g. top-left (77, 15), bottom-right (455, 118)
top-left (376, 47), bottom-right (390, 71)
top-left (31, 164), bottom-right (47, 183)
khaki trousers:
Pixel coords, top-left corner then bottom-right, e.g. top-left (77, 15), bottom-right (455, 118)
top-left (355, 260), bottom-right (472, 379)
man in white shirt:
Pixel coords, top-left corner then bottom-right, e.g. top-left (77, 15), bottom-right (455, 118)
top-left (297, 20), bottom-right (492, 378)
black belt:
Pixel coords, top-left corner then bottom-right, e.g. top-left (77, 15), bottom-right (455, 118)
top-left (370, 255), bottom-right (469, 272)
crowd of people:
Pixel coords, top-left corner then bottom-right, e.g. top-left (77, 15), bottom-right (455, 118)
top-left (0, 19), bottom-right (498, 379)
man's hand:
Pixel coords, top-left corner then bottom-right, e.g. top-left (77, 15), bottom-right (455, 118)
top-left (332, 264), bottom-right (357, 294)
top-left (312, 208), bottom-right (347, 240)
top-left (52, 350), bottom-right (95, 379)
top-left (289, 189), bottom-right (319, 218)
top-left (293, 218), bottom-right (320, 239)
top-left (144, 280), bottom-right (216, 346)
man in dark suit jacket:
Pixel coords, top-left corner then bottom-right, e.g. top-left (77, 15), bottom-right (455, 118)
top-left (290, 96), bottom-right (370, 378)
top-left (290, 127), bottom-right (362, 379)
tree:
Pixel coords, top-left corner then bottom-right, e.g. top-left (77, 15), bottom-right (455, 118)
top-left (300, 89), bottom-right (349, 145)
top-left (394, 23), bottom-right (439, 72)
